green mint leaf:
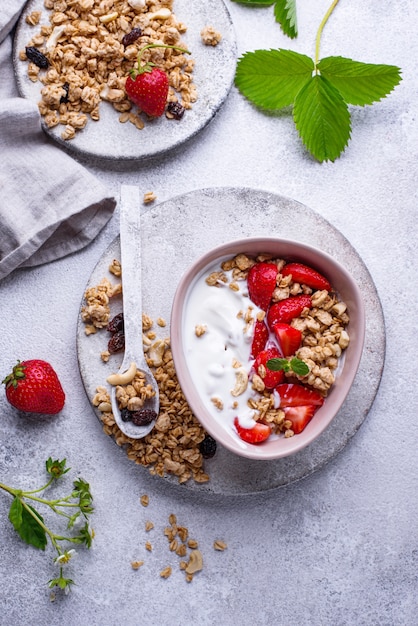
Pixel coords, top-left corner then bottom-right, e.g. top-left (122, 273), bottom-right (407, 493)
top-left (293, 74), bottom-right (351, 162)
top-left (16, 504), bottom-right (47, 550)
top-left (235, 49), bottom-right (313, 110)
top-left (274, 0), bottom-right (297, 38)
top-left (289, 357), bottom-right (309, 376)
top-left (8, 497), bottom-right (23, 531)
top-left (266, 358), bottom-right (290, 372)
top-left (230, 0), bottom-right (275, 5)
top-left (318, 56), bottom-right (402, 106)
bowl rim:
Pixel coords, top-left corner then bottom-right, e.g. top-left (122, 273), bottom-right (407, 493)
top-left (170, 237), bottom-right (366, 460)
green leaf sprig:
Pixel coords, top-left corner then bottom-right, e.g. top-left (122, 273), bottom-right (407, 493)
top-left (234, 0), bottom-right (402, 162)
top-left (267, 356), bottom-right (310, 376)
top-left (0, 458), bottom-right (94, 595)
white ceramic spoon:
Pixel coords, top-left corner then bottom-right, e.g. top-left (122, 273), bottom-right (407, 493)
top-left (108, 185), bottom-right (159, 439)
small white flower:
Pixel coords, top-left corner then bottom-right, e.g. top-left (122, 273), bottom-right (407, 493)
top-left (55, 549), bottom-right (76, 565)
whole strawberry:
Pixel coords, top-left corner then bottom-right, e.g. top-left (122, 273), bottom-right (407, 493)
top-left (2, 360), bottom-right (65, 415)
top-left (126, 66), bottom-right (169, 117)
top-left (125, 43), bottom-right (190, 117)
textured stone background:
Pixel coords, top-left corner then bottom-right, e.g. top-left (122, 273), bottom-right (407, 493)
top-left (1, 1), bottom-right (417, 624)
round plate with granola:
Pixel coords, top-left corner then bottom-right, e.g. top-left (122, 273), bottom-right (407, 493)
top-left (76, 187), bottom-right (385, 495)
top-left (13, 0), bottom-right (237, 161)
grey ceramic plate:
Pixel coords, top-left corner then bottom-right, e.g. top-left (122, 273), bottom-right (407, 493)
top-left (13, 0), bottom-right (237, 161)
top-left (76, 187), bottom-right (385, 496)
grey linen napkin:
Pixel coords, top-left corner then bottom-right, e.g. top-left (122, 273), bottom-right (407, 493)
top-left (0, 2), bottom-right (117, 281)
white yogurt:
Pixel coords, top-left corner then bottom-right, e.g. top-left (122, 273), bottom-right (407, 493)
top-left (182, 265), bottom-right (262, 432)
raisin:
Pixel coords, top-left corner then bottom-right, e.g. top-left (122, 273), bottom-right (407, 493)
top-left (108, 330), bottom-right (125, 353)
top-left (107, 312), bottom-right (124, 334)
top-left (25, 46), bottom-right (49, 69)
top-left (199, 435), bottom-right (217, 459)
top-left (60, 82), bottom-right (69, 104)
top-left (130, 409), bottom-right (157, 426)
top-left (167, 102), bottom-right (185, 120)
top-left (122, 27), bottom-right (142, 47)
top-left (121, 408), bottom-right (132, 422)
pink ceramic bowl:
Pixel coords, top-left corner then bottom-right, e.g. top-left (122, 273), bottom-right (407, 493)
top-left (170, 238), bottom-right (365, 460)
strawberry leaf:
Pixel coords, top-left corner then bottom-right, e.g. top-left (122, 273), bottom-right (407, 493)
top-left (8, 496), bottom-right (23, 530)
top-left (318, 56), bottom-right (402, 106)
top-left (274, 0), bottom-right (298, 38)
top-left (235, 49), bottom-right (313, 110)
top-left (293, 74), bottom-right (351, 162)
top-left (14, 503), bottom-right (47, 550)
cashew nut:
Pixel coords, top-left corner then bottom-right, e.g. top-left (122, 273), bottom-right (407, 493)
top-left (106, 362), bottom-right (137, 386)
top-left (231, 367), bottom-right (249, 397)
top-left (99, 12), bottom-right (118, 23)
top-left (147, 8), bottom-right (171, 20)
top-left (147, 339), bottom-right (166, 367)
top-left (185, 550), bottom-right (203, 574)
top-left (97, 401), bottom-right (112, 412)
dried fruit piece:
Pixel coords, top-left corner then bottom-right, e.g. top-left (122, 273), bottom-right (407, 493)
top-left (167, 101), bottom-right (185, 119)
top-left (108, 330), bottom-right (125, 353)
top-left (199, 435), bottom-right (217, 459)
top-left (122, 27), bottom-right (142, 47)
top-left (121, 407), bottom-right (157, 426)
top-left (60, 82), bottom-right (69, 104)
top-left (106, 312), bottom-right (124, 333)
top-left (25, 46), bottom-right (49, 69)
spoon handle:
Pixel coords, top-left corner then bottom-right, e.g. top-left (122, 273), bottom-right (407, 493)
top-left (119, 185), bottom-right (144, 368)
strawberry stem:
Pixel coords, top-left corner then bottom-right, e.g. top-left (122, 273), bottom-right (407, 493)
top-left (131, 43), bottom-right (191, 77)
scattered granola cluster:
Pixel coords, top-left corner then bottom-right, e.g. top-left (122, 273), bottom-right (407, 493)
top-left (81, 259), bottom-right (211, 484)
top-left (20, 0), bottom-right (197, 139)
top-left (130, 496), bottom-right (227, 582)
top-left (200, 25), bottom-right (222, 47)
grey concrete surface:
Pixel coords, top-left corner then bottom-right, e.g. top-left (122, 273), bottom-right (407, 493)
top-left (1, 1), bottom-right (417, 625)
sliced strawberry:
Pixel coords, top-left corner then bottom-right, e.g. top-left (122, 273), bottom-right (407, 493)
top-left (281, 262), bottom-right (332, 291)
top-left (250, 319), bottom-right (269, 358)
top-left (271, 323), bottom-right (302, 357)
top-left (247, 262), bottom-right (278, 310)
top-left (283, 405), bottom-right (317, 434)
top-left (253, 347), bottom-right (285, 389)
top-left (267, 294), bottom-right (312, 327)
top-left (275, 383), bottom-right (324, 407)
top-left (234, 417), bottom-right (271, 444)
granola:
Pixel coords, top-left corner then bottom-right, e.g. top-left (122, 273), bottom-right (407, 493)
top-left (20, 0), bottom-right (197, 140)
top-left (81, 261), bottom-right (210, 484)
